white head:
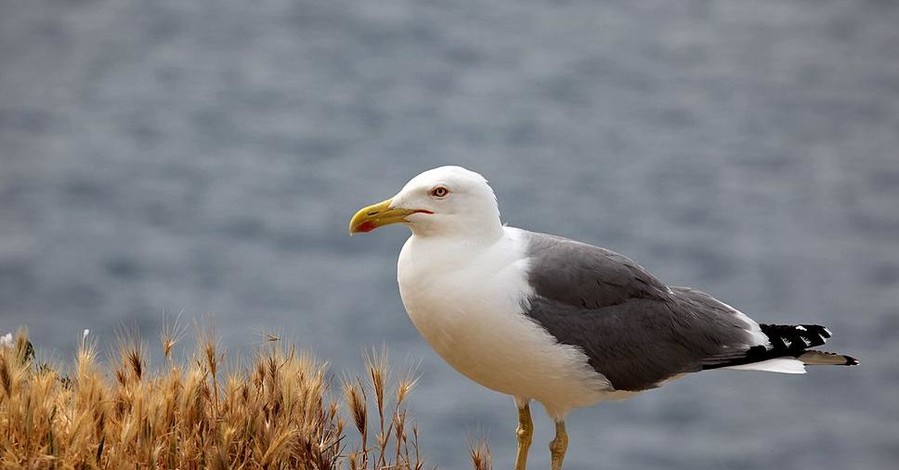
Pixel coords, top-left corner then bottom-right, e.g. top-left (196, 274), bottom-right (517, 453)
top-left (349, 166), bottom-right (503, 240)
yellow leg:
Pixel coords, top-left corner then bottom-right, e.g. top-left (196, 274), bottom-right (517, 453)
top-left (549, 419), bottom-right (568, 470)
top-left (514, 400), bottom-right (533, 470)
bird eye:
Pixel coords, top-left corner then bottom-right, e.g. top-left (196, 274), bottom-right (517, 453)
top-left (430, 186), bottom-right (449, 198)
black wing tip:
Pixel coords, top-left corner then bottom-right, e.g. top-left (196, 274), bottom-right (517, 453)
top-left (760, 324), bottom-right (858, 366)
top-left (759, 323), bottom-right (832, 352)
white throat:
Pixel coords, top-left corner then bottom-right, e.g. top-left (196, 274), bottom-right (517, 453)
top-left (407, 217), bottom-right (505, 242)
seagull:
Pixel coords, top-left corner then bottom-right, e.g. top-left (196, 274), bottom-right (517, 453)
top-left (349, 165), bottom-right (858, 470)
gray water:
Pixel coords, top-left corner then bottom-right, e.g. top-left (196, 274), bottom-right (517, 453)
top-left (2, 0), bottom-right (898, 468)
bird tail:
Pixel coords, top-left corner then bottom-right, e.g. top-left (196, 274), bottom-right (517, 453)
top-left (759, 323), bottom-right (859, 367)
top-left (705, 323), bottom-right (859, 373)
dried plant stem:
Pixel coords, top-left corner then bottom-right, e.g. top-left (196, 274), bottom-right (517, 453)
top-left (0, 328), bottom-right (456, 470)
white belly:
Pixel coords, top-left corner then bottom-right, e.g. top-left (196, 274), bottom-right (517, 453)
top-left (397, 230), bottom-right (617, 417)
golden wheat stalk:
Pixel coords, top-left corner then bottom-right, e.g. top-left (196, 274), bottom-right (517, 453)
top-left (0, 327), bottom-right (489, 469)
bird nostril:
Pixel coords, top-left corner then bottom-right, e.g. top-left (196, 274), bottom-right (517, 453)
top-left (367, 211), bottom-right (379, 216)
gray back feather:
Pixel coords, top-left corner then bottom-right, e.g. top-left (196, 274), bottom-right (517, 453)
top-left (521, 231), bottom-right (757, 391)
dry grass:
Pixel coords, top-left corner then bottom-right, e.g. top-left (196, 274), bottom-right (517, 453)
top-left (0, 327), bottom-right (492, 469)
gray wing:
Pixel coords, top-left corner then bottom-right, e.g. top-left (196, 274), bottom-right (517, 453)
top-left (521, 231), bottom-right (760, 391)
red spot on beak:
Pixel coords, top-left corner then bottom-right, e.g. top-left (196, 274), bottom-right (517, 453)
top-left (356, 221), bottom-right (377, 233)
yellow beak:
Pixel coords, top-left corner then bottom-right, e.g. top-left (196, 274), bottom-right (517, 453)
top-left (349, 198), bottom-right (421, 235)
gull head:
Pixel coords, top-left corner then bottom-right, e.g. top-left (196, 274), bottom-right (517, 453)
top-left (349, 166), bottom-right (502, 239)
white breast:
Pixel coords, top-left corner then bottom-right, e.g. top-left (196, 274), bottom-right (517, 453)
top-left (397, 227), bottom-right (616, 417)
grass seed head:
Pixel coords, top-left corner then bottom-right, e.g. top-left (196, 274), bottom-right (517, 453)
top-left (0, 330), bottom-right (438, 470)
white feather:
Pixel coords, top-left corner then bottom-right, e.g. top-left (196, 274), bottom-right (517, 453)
top-left (724, 358), bottom-right (807, 374)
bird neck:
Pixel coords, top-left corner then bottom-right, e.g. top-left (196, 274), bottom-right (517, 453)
top-left (408, 219), bottom-right (505, 244)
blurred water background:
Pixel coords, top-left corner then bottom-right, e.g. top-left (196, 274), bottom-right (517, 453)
top-left (2, 0), bottom-right (898, 468)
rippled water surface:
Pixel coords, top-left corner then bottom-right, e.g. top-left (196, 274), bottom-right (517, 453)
top-left (2, 1), bottom-right (898, 468)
